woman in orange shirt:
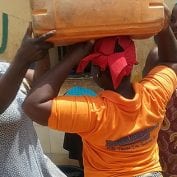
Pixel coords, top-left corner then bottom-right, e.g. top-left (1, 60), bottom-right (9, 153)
top-left (23, 8), bottom-right (177, 177)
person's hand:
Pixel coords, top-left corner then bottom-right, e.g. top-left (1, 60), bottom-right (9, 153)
top-left (15, 23), bottom-right (55, 66)
top-left (64, 41), bottom-right (94, 64)
top-left (163, 3), bottom-right (171, 31)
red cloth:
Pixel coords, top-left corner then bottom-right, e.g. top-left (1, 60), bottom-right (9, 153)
top-left (77, 36), bottom-right (137, 89)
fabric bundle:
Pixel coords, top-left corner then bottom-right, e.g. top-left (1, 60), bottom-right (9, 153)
top-left (77, 36), bottom-right (137, 89)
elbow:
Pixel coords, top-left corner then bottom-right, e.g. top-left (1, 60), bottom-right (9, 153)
top-left (22, 99), bottom-right (48, 126)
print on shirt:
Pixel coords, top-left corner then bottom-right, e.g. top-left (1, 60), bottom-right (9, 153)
top-left (106, 124), bottom-right (159, 151)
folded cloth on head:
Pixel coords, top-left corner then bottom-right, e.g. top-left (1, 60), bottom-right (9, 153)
top-left (77, 36), bottom-right (137, 89)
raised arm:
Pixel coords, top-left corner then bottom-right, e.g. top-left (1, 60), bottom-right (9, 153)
top-left (23, 42), bottom-right (93, 125)
top-left (0, 23), bottom-right (54, 113)
top-left (143, 4), bottom-right (177, 76)
top-left (155, 27), bottom-right (177, 66)
top-left (143, 27), bottom-right (177, 77)
top-left (142, 47), bottom-right (159, 77)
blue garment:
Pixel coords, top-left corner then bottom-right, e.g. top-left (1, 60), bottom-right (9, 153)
top-left (65, 86), bottom-right (97, 96)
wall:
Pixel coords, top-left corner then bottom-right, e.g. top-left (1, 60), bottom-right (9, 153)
top-left (0, 0), bottom-right (31, 61)
top-left (0, 0), bottom-right (176, 166)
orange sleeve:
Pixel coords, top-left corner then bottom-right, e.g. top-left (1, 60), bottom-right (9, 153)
top-left (141, 65), bottom-right (177, 105)
top-left (48, 96), bottom-right (104, 134)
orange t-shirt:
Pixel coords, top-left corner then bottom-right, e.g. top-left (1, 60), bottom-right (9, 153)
top-left (48, 66), bottom-right (177, 177)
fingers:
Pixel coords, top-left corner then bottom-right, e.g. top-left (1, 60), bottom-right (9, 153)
top-left (37, 30), bottom-right (56, 42)
top-left (32, 30), bottom-right (55, 51)
top-left (39, 42), bottom-right (54, 50)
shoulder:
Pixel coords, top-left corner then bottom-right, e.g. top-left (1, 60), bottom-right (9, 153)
top-left (52, 95), bottom-right (105, 115)
top-left (142, 65), bottom-right (177, 83)
top-left (146, 65), bottom-right (176, 77)
top-left (141, 65), bottom-right (177, 97)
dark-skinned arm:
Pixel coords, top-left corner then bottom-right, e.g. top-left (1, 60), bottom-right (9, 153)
top-left (32, 54), bottom-right (51, 87)
top-left (0, 24), bottom-right (55, 113)
top-left (24, 53), bottom-right (51, 89)
top-left (25, 69), bottom-right (35, 88)
top-left (23, 42), bottom-right (93, 125)
top-left (155, 26), bottom-right (177, 61)
top-left (155, 26), bottom-right (177, 73)
top-left (24, 55), bottom-right (51, 91)
top-left (143, 4), bottom-right (177, 73)
top-left (142, 47), bottom-right (159, 77)
top-left (143, 4), bottom-right (177, 76)
top-left (154, 4), bottom-right (177, 73)
top-left (143, 28), bottom-right (177, 77)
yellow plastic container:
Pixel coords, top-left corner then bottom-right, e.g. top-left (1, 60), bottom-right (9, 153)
top-left (30, 0), bottom-right (164, 45)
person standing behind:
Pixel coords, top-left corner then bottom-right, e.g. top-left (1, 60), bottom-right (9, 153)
top-left (23, 7), bottom-right (177, 177)
top-left (0, 24), bottom-right (66, 177)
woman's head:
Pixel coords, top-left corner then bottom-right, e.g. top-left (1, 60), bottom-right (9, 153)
top-left (77, 37), bottom-right (136, 91)
top-left (170, 4), bottom-right (177, 38)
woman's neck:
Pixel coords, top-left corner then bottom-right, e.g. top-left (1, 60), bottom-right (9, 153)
top-left (116, 76), bottom-right (135, 99)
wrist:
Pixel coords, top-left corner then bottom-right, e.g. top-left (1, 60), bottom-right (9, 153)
top-left (13, 55), bottom-right (30, 73)
top-left (14, 49), bottom-right (31, 68)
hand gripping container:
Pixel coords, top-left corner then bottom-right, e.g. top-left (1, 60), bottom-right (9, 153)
top-left (30, 0), bottom-right (164, 45)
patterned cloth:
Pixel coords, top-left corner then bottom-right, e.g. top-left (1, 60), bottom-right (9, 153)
top-left (0, 62), bottom-right (66, 177)
top-left (158, 90), bottom-right (177, 177)
top-left (136, 172), bottom-right (163, 177)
